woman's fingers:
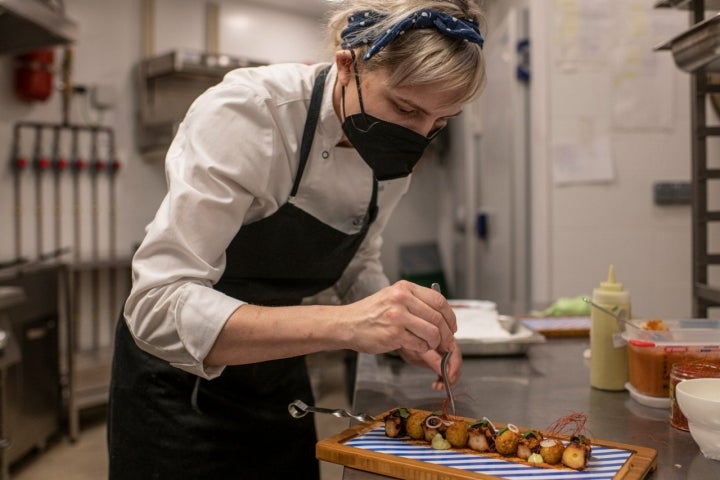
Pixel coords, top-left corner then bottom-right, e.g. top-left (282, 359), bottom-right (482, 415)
top-left (446, 347), bottom-right (462, 384)
top-left (393, 281), bottom-right (456, 352)
top-left (345, 280), bottom-right (457, 354)
top-left (401, 345), bottom-right (463, 390)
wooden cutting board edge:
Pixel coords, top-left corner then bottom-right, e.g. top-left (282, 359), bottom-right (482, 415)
top-left (316, 411), bottom-right (658, 480)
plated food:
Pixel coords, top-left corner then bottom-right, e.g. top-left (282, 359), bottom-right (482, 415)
top-left (383, 408), bottom-right (593, 471)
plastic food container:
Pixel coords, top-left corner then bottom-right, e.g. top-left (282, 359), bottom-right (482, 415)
top-left (623, 319), bottom-right (720, 398)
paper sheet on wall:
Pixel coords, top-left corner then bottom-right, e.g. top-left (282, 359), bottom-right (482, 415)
top-left (553, 0), bottom-right (685, 129)
top-left (610, 3), bottom-right (681, 130)
top-left (552, 118), bottom-right (614, 185)
top-left (611, 58), bottom-right (675, 130)
top-left (553, 0), bottom-right (613, 72)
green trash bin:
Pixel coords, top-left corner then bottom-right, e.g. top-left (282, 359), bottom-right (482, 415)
top-left (398, 242), bottom-right (449, 297)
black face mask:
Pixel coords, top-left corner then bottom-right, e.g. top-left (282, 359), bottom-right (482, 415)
top-left (341, 56), bottom-right (440, 181)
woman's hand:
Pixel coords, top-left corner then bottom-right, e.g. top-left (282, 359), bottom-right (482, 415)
top-left (205, 280), bottom-right (457, 368)
top-left (398, 346), bottom-right (462, 391)
top-left (339, 280), bottom-right (460, 389)
top-left (343, 280), bottom-right (457, 355)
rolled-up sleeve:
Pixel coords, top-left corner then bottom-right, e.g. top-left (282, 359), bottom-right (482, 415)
top-left (123, 63), bottom-right (408, 378)
top-left (124, 79), bottom-right (281, 379)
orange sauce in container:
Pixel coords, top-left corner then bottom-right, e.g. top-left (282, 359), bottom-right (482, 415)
top-left (627, 340), bottom-right (720, 397)
top-left (670, 361), bottom-right (720, 431)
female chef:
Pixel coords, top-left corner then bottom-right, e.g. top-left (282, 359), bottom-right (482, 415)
top-left (108, 0), bottom-right (486, 478)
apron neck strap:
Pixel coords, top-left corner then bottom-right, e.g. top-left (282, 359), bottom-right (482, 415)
top-left (290, 66), bottom-right (331, 198)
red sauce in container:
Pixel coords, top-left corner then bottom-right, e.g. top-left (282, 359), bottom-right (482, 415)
top-left (669, 361), bottom-right (720, 430)
top-left (628, 340), bottom-right (720, 397)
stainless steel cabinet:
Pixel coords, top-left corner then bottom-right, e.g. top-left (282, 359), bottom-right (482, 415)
top-left (0, 286), bottom-right (25, 479)
top-left (0, 265), bottom-right (62, 475)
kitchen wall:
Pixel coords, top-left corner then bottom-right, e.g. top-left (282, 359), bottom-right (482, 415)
top-left (523, 0), bottom-right (706, 318)
top-left (0, 0), bottom-right (447, 305)
top-left (0, 0), bottom-right (157, 265)
top-left (0, 0), bottom-right (711, 321)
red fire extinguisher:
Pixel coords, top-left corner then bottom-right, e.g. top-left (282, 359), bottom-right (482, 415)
top-left (14, 49), bottom-right (55, 102)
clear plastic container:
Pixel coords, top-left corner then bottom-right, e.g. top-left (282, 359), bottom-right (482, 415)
top-left (623, 319), bottom-right (720, 397)
top-left (670, 362), bottom-right (720, 430)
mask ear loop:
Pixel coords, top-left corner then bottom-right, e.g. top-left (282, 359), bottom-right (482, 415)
top-left (342, 48), bottom-right (376, 133)
top-left (349, 49), bottom-right (368, 117)
top-left (341, 85), bottom-right (346, 119)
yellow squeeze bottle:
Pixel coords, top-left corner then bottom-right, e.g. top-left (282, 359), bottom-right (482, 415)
top-left (590, 265), bottom-right (630, 391)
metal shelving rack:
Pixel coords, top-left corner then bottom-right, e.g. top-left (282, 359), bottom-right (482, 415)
top-left (66, 259), bottom-right (131, 442)
top-left (136, 50), bottom-right (264, 160)
top-left (657, 0), bottom-right (720, 316)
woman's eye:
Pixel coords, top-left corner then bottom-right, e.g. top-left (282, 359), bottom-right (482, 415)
top-left (395, 104), bottom-right (416, 115)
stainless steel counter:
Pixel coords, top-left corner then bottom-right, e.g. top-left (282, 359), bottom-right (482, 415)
top-left (343, 338), bottom-right (720, 479)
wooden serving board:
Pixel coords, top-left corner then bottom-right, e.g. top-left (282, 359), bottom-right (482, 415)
top-left (316, 411), bottom-right (657, 480)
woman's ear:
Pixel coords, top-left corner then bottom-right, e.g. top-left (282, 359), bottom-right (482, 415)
top-left (335, 50), bottom-right (353, 88)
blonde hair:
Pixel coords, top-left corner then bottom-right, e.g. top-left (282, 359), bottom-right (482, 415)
top-left (326, 0), bottom-right (486, 103)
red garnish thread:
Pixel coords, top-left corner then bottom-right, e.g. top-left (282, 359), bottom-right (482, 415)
top-left (436, 391), bottom-right (473, 418)
top-left (545, 412), bottom-right (593, 440)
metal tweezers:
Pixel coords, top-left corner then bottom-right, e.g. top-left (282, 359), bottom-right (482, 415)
top-left (433, 283), bottom-right (456, 415)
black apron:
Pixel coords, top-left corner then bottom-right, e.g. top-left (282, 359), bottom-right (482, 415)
top-left (108, 67), bottom-right (378, 479)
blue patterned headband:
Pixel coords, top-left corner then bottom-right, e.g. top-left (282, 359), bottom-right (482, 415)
top-left (341, 9), bottom-right (484, 61)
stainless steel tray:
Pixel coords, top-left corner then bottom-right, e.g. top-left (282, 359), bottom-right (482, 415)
top-left (385, 312), bottom-right (546, 358)
top-left (447, 300), bottom-right (547, 356)
top-left (457, 322), bottom-right (546, 357)
top-left (656, 13), bottom-right (720, 72)
top-left (655, 0), bottom-right (720, 9)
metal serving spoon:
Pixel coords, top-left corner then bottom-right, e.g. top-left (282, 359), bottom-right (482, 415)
top-left (582, 296), bottom-right (665, 342)
top-left (432, 282), bottom-right (456, 415)
top-left (582, 297), bottom-right (632, 328)
top-left (288, 399), bottom-right (376, 423)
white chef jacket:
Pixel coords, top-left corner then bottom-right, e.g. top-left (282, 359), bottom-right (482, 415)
top-left (124, 62), bottom-right (412, 379)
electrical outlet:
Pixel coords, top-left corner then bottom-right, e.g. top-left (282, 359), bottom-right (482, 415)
top-left (653, 181), bottom-right (692, 206)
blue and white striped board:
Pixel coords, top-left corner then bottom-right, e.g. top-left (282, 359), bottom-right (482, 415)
top-left (344, 427), bottom-right (633, 480)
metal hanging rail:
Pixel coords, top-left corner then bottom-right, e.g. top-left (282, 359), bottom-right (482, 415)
top-left (5, 120), bottom-right (129, 442)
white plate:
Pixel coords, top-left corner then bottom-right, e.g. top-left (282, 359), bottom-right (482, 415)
top-left (453, 308), bottom-right (507, 341)
top-left (456, 322), bottom-right (546, 356)
top-left (625, 382), bottom-right (670, 409)
top-left (447, 300), bottom-right (545, 356)
top-left (448, 299), bottom-right (497, 311)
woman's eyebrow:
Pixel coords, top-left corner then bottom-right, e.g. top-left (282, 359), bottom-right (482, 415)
top-left (395, 95), bottom-right (463, 117)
